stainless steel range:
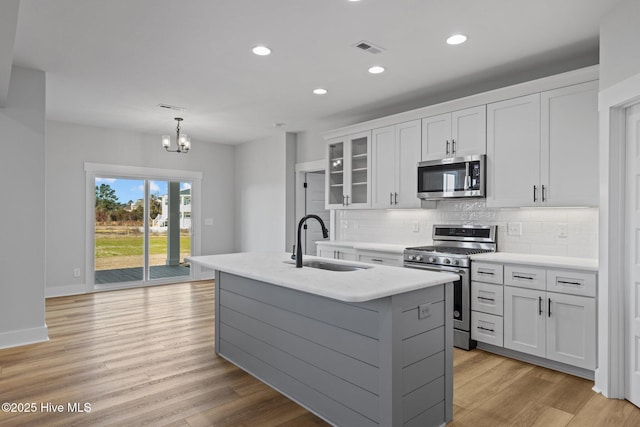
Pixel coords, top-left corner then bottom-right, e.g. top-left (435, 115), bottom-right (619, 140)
top-left (404, 224), bottom-right (497, 350)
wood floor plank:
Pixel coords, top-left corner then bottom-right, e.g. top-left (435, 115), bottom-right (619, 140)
top-left (1, 280), bottom-right (639, 427)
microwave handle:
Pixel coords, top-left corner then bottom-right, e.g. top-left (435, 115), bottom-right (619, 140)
top-left (463, 162), bottom-right (470, 190)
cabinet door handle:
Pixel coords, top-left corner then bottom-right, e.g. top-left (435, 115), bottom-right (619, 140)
top-left (394, 192), bottom-right (398, 205)
top-left (542, 185), bottom-right (546, 202)
top-left (390, 192), bottom-right (393, 205)
top-left (538, 296), bottom-right (543, 315)
top-left (513, 274), bottom-right (534, 280)
top-left (452, 139), bottom-right (456, 153)
top-left (342, 196), bottom-right (346, 206)
top-left (533, 185), bottom-right (537, 202)
top-left (548, 298), bottom-right (552, 317)
top-left (477, 326), bottom-right (495, 333)
top-left (345, 195), bottom-right (349, 206)
top-left (446, 140), bottom-right (450, 155)
top-left (477, 296), bottom-right (495, 302)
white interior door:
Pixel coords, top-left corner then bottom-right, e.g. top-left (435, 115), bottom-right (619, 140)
top-left (626, 102), bottom-right (640, 407)
top-left (304, 172), bottom-right (329, 255)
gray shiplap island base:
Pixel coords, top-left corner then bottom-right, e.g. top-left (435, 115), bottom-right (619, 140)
top-left (187, 252), bottom-right (457, 427)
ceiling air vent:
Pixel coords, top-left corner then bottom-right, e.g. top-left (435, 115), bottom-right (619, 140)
top-left (157, 103), bottom-right (186, 112)
top-left (353, 40), bottom-right (385, 55)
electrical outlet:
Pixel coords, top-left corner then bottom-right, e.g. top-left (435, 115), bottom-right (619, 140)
top-left (73, 268), bottom-right (81, 278)
top-left (204, 218), bottom-right (214, 226)
top-left (412, 221), bottom-right (420, 233)
top-left (507, 222), bottom-right (522, 236)
top-left (418, 303), bottom-right (431, 319)
top-left (557, 223), bottom-right (568, 238)
top-left (341, 220), bottom-right (348, 229)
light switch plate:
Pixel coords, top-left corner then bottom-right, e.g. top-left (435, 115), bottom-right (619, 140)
top-left (204, 218), bottom-right (214, 226)
top-left (557, 223), bottom-right (568, 238)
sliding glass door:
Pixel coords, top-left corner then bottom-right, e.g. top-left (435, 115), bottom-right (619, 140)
top-left (94, 176), bottom-right (192, 285)
top-left (148, 180), bottom-right (192, 280)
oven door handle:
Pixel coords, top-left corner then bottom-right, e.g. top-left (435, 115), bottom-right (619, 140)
top-left (404, 264), bottom-right (466, 275)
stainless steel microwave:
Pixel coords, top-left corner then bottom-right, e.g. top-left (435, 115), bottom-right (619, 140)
top-left (417, 154), bottom-right (486, 200)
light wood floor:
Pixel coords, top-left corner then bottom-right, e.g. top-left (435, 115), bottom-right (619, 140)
top-left (0, 281), bottom-right (638, 426)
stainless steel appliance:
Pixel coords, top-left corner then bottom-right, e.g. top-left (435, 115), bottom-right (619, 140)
top-left (404, 224), bottom-right (497, 350)
top-left (417, 154), bottom-right (485, 200)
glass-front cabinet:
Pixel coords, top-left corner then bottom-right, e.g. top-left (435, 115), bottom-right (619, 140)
top-left (326, 131), bottom-right (371, 209)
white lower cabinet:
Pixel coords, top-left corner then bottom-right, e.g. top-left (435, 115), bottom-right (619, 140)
top-left (472, 311), bottom-right (503, 347)
top-left (471, 264), bottom-right (505, 347)
top-left (546, 292), bottom-right (596, 369)
top-left (504, 281), bottom-right (596, 370)
top-left (472, 258), bottom-right (597, 374)
top-left (316, 244), bottom-right (357, 261)
top-left (504, 286), bottom-right (546, 358)
top-left (357, 251), bottom-right (403, 267)
top-left (316, 243), bottom-right (403, 266)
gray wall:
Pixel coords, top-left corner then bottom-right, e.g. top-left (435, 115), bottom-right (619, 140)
top-left (234, 132), bottom-right (296, 252)
top-left (0, 66), bottom-right (47, 347)
top-left (45, 121), bottom-right (236, 293)
top-left (600, 0), bottom-right (640, 90)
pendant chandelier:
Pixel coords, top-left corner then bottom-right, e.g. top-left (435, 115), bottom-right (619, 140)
top-left (162, 117), bottom-right (191, 153)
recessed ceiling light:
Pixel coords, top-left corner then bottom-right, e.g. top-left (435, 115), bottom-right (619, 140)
top-left (368, 65), bottom-right (385, 74)
top-left (446, 34), bottom-right (467, 45)
top-left (252, 46), bottom-right (271, 56)
top-left (313, 88), bottom-right (328, 95)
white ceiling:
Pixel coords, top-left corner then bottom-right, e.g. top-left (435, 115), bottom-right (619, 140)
top-left (11, 0), bottom-right (618, 144)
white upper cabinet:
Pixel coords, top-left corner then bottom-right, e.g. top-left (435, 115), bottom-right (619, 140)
top-left (487, 94), bottom-right (541, 207)
top-left (487, 81), bottom-right (598, 208)
top-left (372, 120), bottom-right (421, 209)
top-left (326, 131), bottom-right (372, 209)
top-left (541, 81), bottom-right (599, 206)
top-left (421, 105), bottom-right (486, 160)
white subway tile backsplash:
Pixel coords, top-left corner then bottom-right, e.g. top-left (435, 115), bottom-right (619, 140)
top-left (335, 206), bottom-right (598, 259)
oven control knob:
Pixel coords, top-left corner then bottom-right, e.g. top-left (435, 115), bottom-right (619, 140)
top-left (428, 256), bottom-right (436, 263)
top-left (443, 258), bottom-right (451, 265)
top-left (415, 255), bottom-right (423, 262)
top-left (452, 259), bottom-right (460, 266)
top-left (408, 255), bottom-right (415, 261)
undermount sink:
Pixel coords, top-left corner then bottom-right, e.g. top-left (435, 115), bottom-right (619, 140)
top-left (285, 260), bottom-right (372, 272)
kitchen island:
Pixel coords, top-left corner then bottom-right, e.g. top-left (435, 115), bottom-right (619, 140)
top-left (187, 252), bottom-right (458, 427)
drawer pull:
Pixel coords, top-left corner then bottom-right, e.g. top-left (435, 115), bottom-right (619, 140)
top-left (557, 280), bottom-right (582, 286)
top-left (371, 258), bottom-right (383, 263)
top-left (477, 296), bottom-right (495, 302)
top-left (513, 274), bottom-right (534, 280)
top-left (477, 270), bottom-right (495, 275)
top-left (477, 325), bottom-right (495, 333)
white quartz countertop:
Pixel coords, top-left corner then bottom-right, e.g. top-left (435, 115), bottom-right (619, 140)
top-left (316, 241), bottom-right (409, 254)
top-left (470, 252), bottom-right (598, 271)
top-left (187, 252), bottom-right (458, 302)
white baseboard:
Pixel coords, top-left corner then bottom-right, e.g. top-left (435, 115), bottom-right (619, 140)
top-left (46, 283), bottom-right (87, 298)
top-left (0, 325), bottom-right (49, 349)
